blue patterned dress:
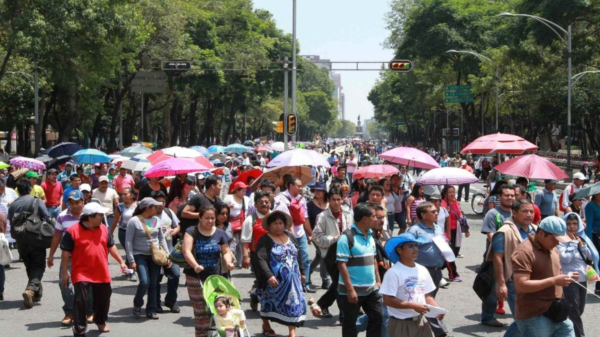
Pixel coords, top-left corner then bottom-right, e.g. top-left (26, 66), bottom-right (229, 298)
top-left (257, 242), bottom-right (306, 327)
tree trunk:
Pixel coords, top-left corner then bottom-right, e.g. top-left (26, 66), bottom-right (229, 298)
top-left (170, 97), bottom-right (181, 146)
top-left (59, 83), bottom-right (80, 142)
top-left (188, 94), bottom-right (199, 146)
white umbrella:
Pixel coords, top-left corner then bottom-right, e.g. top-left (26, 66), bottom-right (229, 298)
top-left (271, 142), bottom-right (285, 152)
top-left (121, 154), bottom-right (152, 172)
top-left (417, 167), bottom-right (478, 185)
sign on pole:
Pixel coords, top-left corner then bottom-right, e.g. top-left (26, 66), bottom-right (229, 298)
top-left (131, 72), bottom-right (168, 93)
top-left (445, 84), bottom-right (473, 103)
top-left (162, 61), bottom-right (192, 71)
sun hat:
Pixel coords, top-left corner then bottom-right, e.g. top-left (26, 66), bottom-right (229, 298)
top-left (384, 233), bottom-right (429, 263)
top-left (261, 210), bottom-right (293, 231)
top-left (428, 193), bottom-right (442, 201)
top-left (538, 216), bottom-right (571, 243)
top-left (310, 182), bottom-right (327, 192)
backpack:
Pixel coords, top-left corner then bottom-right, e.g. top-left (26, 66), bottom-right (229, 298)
top-left (324, 228), bottom-right (357, 280)
top-left (10, 198), bottom-right (55, 249)
top-left (558, 184), bottom-right (575, 213)
top-left (282, 194), bottom-right (306, 226)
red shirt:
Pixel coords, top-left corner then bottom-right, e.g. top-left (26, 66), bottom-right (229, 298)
top-left (62, 223), bottom-right (114, 284)
top-left (112, 174), bottom-right (135, 193)
top-left (41, 180), bottom-right (63, 206)
top-left (332, 211), bottom-right (343, 233)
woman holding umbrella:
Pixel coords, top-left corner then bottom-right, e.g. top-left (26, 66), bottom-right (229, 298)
top-left (223, 182), bottom-right (249, 268)
top-left (441, 185), bottom-right (470, 282)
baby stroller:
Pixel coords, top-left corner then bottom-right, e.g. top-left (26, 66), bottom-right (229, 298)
top-left (203, 275), bottom-right (251, 337)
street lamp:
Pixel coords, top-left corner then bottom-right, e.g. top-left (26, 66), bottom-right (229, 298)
top-left (572, 70), bottom-right (600, 86)
top-left (498, 12), bottom-right (573, 169)
top-left (445, 49), bottom-right (500, 133)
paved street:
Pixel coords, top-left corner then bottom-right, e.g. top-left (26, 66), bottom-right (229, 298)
top-left (1, 182), bottom-right (599, 336)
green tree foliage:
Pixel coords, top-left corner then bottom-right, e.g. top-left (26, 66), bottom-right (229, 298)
top-left (0, 0), bottom-right (339, 154)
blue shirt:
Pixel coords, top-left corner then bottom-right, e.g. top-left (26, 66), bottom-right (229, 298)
top-left (440, 159), bottom-right (448, 168)
top-left (585, 201), bottom-right (600, 237)
top-left (406, 221), bottom-right (445, 268)
top-left (57, 170), bottom-right (76, 189)
top-left (492, 225), bottom-right (535, 254)
top-left (534, 189), bottom-right (558, 216)
top-left (336, 224), bottom-right (377, 296)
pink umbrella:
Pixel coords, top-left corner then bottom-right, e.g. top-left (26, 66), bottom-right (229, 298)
top-left (267, 149), bottom-right (330, 168)
top-left (254, 145), bottom-right (273, 153)
top-left (493, 154), bottom-right (568, 180)
top-left (353, 165), bottom-right (399, 180)
top-left (9, 157), bottom-right (45, 171)
top-left (461, 133), bottom-right (538, 154)
top-left (144, 158), bottom-right (210, 178)
top-left (417, 167), bottom-right (478, 185)
top-left (378, 147), bottom-right (440, 170)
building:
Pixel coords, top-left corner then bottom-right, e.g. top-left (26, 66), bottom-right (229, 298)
top-left (301, 55), bottom-right (345, 120)
top-left (363, 118), bottom-right (373, 139)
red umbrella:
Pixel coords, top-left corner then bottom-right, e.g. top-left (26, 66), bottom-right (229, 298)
top-left (254, 145), bottom-right (273, 153)
top-left (379, 147), bottom-right (440, 170)
top-left (461, 133), bottom-right (537, 154)
top-left (493, 154), bottom-right (568, 180)
top-left (229, 169), bottom-right (263, 193)
top-left (353, 165), bottom-right (399, 180)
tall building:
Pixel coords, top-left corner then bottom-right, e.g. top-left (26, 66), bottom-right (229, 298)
top-left (301, 55), bottom-right (345, 120)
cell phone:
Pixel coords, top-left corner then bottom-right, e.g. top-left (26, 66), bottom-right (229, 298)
top-left (124, 268), bottom-right (134, 275)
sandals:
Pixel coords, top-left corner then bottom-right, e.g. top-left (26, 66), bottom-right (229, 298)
top-left (97, 323), bottom-right (110, 333)
top-left (262, 327), bottom-right (276, 337)
top-left (309, 302), bottom-right (323, 316)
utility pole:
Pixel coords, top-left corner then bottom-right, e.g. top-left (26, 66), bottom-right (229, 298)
top-left (284, 57), bottom-right (289, 145)
top-left (34, 56), bottom-right (40, 155)
top-left (291, 0), bottom-right (297, 145)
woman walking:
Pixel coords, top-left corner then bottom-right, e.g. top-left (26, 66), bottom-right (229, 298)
top-left (255, 210), bottom-right (306, 337)
top-left (223, 181), bottom-right (249, 268)
top-left (125, 197), bottom-right (170, 319)
top-left (390, 174), bottom-right (407, 234)
top-left (215, 203), bottom-right (234, 279)
top-left (182, 205), bottom-right (234, 337)
top-left (110, 187), bottom-right (138, 282)
top-left (306, 182), bottom-right (329, 290)
top-left (441, 185), bottom-right (470, 282)
top-left (167, 177), bottom-right (194, 213)
top-left (406, 183), bottom-right (426, 225)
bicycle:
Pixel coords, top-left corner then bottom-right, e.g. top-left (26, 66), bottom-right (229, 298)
top-left (471, 185), bottom-right (490, 215)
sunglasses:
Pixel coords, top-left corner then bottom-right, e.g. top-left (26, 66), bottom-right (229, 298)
top-left (219, 212), bottom-right (229, 216)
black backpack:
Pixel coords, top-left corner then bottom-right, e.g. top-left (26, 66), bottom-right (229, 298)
top-left (324, 228), bottom-right (357, 280)
top-left (10, 198), bottom-right (55, 249)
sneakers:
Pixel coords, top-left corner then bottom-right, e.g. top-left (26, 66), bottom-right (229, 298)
top-left (166, 303), bottom-right (181, 313)
top-left (319, 308), bottom-right (333, 318)
top-left (439, 278), bottom-right (449, 288)
top-left (129, 273), bottom-right (138, 282)
top-left (61, 315), bottom-right (73, 326)
top-left (22, 290), bottom-right (34, 309)
top-left (86, 314), bottom-right (94, 324)
top-left (133, 307), bottom-right (142, 319)
top-left (146, 313), bottom-right (159, 320)
top-left (321, 280), bottom-right (331, 290)
top-left (450, 277), bottom-right (462, 282)
top-left (457, 254), bottom-right (464, 258)
top-left (304, 285), bottom-right (317, 293)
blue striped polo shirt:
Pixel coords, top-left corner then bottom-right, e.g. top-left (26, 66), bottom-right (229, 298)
top-left (336, 223), bottom-right (377, 296)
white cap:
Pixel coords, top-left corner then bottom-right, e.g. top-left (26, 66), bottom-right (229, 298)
top-left (83, 203), bottom-right (110, 215)
top-left (461, 160), bottom-right (467, 165)
top-left (573, 172), bottom-right (586, 180)
top-left (98, 176), bottom-right (109, 183)
top-left (79, 184), bottom-right (91, 192)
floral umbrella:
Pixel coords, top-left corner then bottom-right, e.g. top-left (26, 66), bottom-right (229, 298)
top-left (10, 157), bottom-right (45, 170)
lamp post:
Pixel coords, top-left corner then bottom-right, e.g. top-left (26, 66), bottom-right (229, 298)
top-left (498, 12), bottom-right (572, 169)
top-left (291, 0), bottom-right (297, 145)
top-left (572, 70), bottom-right (600, 85)
top-left (445, 49), bottom-right (499, 132)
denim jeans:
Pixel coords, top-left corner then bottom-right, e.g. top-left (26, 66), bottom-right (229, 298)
top-left (59, 260), bottom-right (93, 316)
top-left (356, 302), bottom-right (389, 337)
top-left (347, 173), bottom-right (354, 192)
top-left (296, 234), bottom-right (310, 286)
top-left (157, 263), bottom-right (180, 307)
top-left (515, 315), bottom-right (574, 337)
top-left (503, 281), bottom-right (520, 337)
top-left (394, 211), bottom-right (407, 234)
top-left (309, 247), bottom-right (329, 285)
top-left (481, 280), bottom-right (516, 323)
top-left (387, 214), bottom-right (395, 234)
top-left (106, 216), bottom-right (114, 229)
top-left (118, 229), bottom-right (136, 278)
top-left (133, 254), bottom-right (160, 314)
top-left (47, 205), bottom-right (61, 219)
top-left (0, 264), bottom-right (4, 294)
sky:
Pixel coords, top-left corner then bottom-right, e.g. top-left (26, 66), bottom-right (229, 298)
top-left (252, 0), bottom-right (394, 124)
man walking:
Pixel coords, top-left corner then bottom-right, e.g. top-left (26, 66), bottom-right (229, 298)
top-left (337, 203), bottom-right (382, 337)
top-left (534, 180), bottom-right (559, 219)
top-left (62, 174), bottom-right (82, 210)
top-left (41, 168), bottom-right (63, 219)
top-left (457, 160), bottom-right (474, 202)
top-left (559, 173), bottom-right (585, 213)
top-left (512, 216), bottom-right (575, 336)
top-left (112, 167), bottom-right (135, 195)
top-left (8, 178), bottom-right (51, 308)
top-left (60, 202), bottom-right (128, 336)
top-left (91, 176), bottom-right (119, 228)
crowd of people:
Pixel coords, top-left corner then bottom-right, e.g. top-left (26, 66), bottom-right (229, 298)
top-left (0, 140), bottom-right (599, 337)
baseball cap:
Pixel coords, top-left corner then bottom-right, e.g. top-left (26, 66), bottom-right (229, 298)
top-left (26, 171), bottom-right (39, 178)
top-left (544, 179), bottom-right (558, 184)
top-left (138, 197), bottom-right (164, 209)
top-left (47, 168), bottom-right (58, 174)
top-left (98, 176), bottom-right (109, 183)
top-left (385, 233), bottom-right (429, 263)
top-left (573, 172), bottom-right (585, 180)
top-left (83, 203), bottom-right (110, 215)
top-left (461, 160), bottom-right (467, 165)
top-left (65, 162), bottom-right (73, 167)
top-left (79, 184), bottom-right (91, 192)
top-left (538, 216), bottom-right (571, 243)
top-left (232, 181), bottom-right (249, 190)
top-left (67, 190), bottom-right (84, 201)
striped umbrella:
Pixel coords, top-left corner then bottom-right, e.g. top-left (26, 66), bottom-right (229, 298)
top-left (121, 154), bottom-right (152, 172)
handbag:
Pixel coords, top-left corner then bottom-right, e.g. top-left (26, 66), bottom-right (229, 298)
top-left (543, 299), bottom-right (571, 323)
top-left (448, 202), bottom-right (470, 232)
top-left (169, 226), bottom-right (196, 269)
top-left (229, 198), bottom-right (246, 234)
top-left (472, 260), bottom-right (494, 300)
top-left (139, 216), bottom-right (169, 267)
top-left (0, 233), bottom-right (12, 265)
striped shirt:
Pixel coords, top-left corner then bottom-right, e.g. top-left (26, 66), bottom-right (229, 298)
top-left (55, 209), bottom-right (81, 233)
top-left (336, 224), bottom-right (377, 296)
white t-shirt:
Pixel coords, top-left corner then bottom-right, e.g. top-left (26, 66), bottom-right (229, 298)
top-left (437, 207), bottom-right (449, 233)
top-left (159, 209), bottom-right (179, 251)
top-left (379, 262), bottom-right (436, 319)
top-left (223, 195), bottom-right (249, 217)
top-left (346, 157), bottom-right (359, 173)
top-left (91, 188), bottom-right (119, 215)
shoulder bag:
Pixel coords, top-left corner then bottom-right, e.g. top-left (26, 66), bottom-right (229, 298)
top-left (0, 233), bottom-right (12, 265)
top-left (449, 201), bottom-right (470, 233)
top-left (139, 216), bottom-right (169, 266)
top-left (170, 226), bottom-right (195, 269)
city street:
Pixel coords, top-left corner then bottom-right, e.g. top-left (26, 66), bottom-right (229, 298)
top-left (1, 182), bottom-right (598, 337)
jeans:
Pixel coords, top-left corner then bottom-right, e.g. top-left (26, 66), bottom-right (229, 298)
top-left (457, 184), bottom-right (470, 201)
top-left (0, 264), bottom-right (4, 294)
top-left (233, 233), bottom-right (243, 268)
top-left (515, 315), bottom-right (574, 337)
top-left (133, 254), bottom-right (160, 313)
top-left (73, 282), bottom-right (111, 337)
top-left (296, 235), bottom-right (310, 286)
top-left (503, 281), bottom-right (520, 337)
top-left (106, 215), bottom-right (114, 229)
top-left (356, 301), bottom-right (389, 337)
top-left (59, 260), bottom-right (93, 316)
top-left (338, 290), bottom-right (382, 337)
top-left (47, 205), bottom-right (61, 219)
top-left (394, 211), bottom-right (407, 234)
top-left (17, 242), bottom-right (46, 295)
top-left (387, 214), bottom-right (395, 235)
top-left (309, 247), bottom-right (329, 285)
top-left (347, 172), bottom-right (354, 192)
top-left (157, 263), bottom-right (180, 307)
top-left (563, 281), bottom-right (587, 337)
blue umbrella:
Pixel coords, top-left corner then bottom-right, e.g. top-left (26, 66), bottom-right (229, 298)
top-left (208, 145), bottom-right (225, 153)
top-left (72, 149), bottom-right (111, 164)
top-left (46, 142), bottom-right (83, 158)
top-left (189, 146), bottom-right (210, 157)
top-left (224, 143), bottom-right (252, 155)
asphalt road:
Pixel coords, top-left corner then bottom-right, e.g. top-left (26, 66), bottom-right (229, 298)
top-left (1, 182), bottom-right (598, 337)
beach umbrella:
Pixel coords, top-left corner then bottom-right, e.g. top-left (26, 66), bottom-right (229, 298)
top-left (121, 154), bottom-right (152, 172)
top-left (72, 149), bottom-right (111, 164)
top-left (144, 158), bottom-right (210, 178)
top-left (208, 145), bottom-right (226, 153)
top-left (493, 154), bottom-right (568, 180)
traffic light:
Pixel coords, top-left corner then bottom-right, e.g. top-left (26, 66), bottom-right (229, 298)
top-left (389, 60), bottom-right (413, 73)
top-left (286, 114), bottom-right (297, 136)
top-left (274, 113), bottom-right (284, 133)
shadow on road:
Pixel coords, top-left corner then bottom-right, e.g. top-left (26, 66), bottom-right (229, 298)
top-left (451, 314), bottom-right (508, 336)
top-left (24, 320), bottom-right (70, 331)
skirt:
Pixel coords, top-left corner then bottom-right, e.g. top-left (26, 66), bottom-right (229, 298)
top-left (186, 275), bottom-right (211, 337)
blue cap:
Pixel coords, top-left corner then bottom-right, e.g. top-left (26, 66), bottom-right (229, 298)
top-left (67, 190), bottom-right (84, 201)
top-left (384, 233), bottom-right (429, 263)
top-left (538, 216), bottom-right (571, 243)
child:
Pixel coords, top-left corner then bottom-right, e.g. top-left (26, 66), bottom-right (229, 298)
top-left (214, 296), bottom-right (246, 337)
